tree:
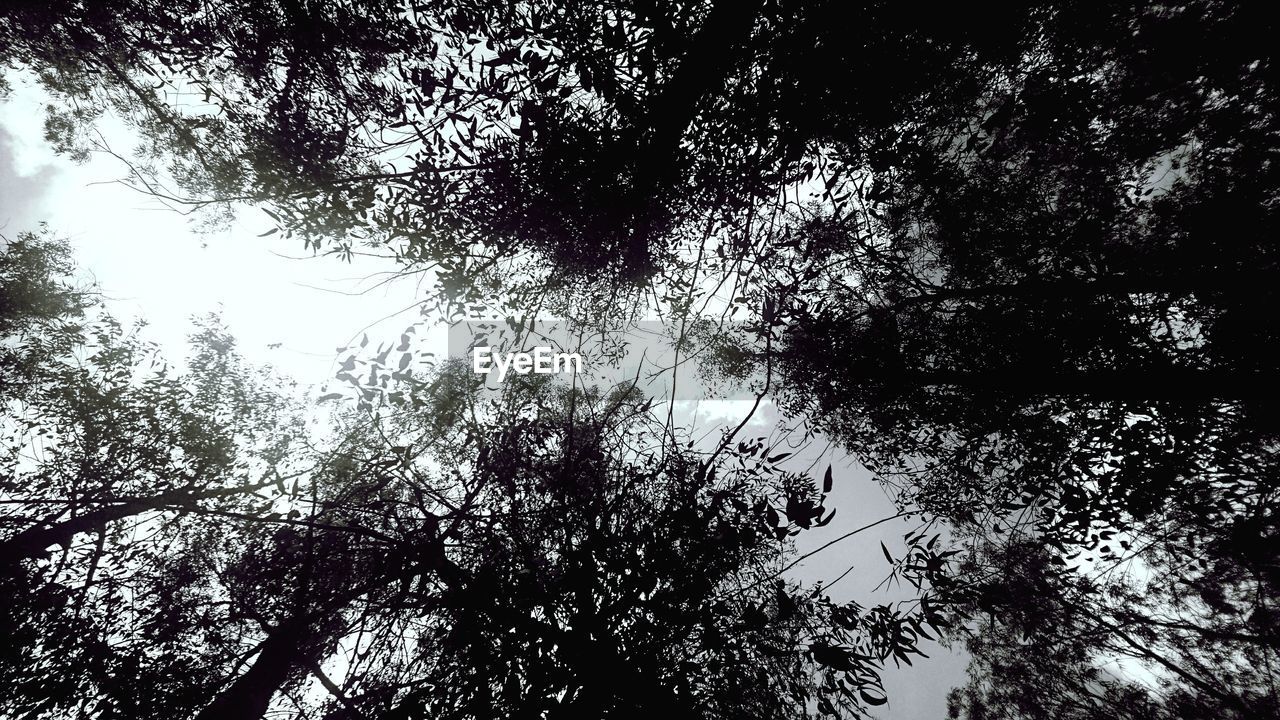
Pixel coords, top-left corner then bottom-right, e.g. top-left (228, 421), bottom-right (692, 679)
top-left (356, 376), bottom-right (877, 719)
top-left (0, 233), bottom-right (323, 718)
top-left (0, 236), bottom-right (937, 719)
top-left (5, 2), bottom-right (1279, 714)
top-left (0, 1), bottom-right (1040, 301)
top-left (763, 5), bottom-right (1280, 712)
top-left (0, 227), bottom-right (93, 399)
top-left (941, 537), bottom-right (1278, 720)
top-left (0, 309), bottom-right (305, 567)
top-left (0, 233), bottom-right (307, 578)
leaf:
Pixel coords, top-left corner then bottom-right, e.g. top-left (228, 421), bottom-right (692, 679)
top-left (822, 465), bottom-right (833, 493)
top-left (859, 689), bottom-right (888, 706)
top-left (317, 393), bottom-right (344, 403)
top-left (257, 227), bottom-right (279, 237)
top-left (881, 542), bottom-right (893, 564)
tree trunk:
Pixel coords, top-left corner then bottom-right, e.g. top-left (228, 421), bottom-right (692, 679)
top-left (194, 617), bottom-right (317, 720)
top-left (193, 542), bottom-right (452, 720)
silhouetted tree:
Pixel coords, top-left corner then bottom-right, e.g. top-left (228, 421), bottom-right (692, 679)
top-left (762, 6), bottom-right (1279, 712)
top-left (5, 2), bottom-right (1279, 714)
top-left (0, 227), bottom-right (92, 399)
top-left (0, 238), bottom-right (935, 719)
top-left (0, 1), bottom-right (1042, 299)
top-left (941, 537), bottom-right (1277, 720)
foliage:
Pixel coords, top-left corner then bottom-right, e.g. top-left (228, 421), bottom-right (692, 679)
top-left (943, 537), bottom-right (1278, 719)
top-left (4, 1), bottom-right (1280, 715)
top-left (0, 239), bottom-right (934, 719)
top-left (0, 226), bottom-right (92, 398)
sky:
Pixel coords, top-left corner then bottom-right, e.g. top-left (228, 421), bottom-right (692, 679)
top-left (0, 69), bottom-right (969, 719)
top-left (0, 71), bottom-right (428, 391)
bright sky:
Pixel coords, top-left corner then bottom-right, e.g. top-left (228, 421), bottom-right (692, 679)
top-left (0, 70), bottom-right (428, 392)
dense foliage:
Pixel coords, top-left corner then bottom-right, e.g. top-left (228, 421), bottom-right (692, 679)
top-left (0, 239), bottom-right (938, 718)
top-left (3, 1), bottom-right (1278, 716)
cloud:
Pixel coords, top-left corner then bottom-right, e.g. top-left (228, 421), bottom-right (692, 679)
top-left (0, 123), bottom-right (60, 236)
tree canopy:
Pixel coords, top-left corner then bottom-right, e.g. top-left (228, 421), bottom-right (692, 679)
top-left (2, 1), bottom-right (1279, 717)
top-left (0, 237), bottom-right (944, 718)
